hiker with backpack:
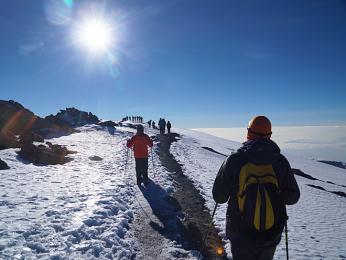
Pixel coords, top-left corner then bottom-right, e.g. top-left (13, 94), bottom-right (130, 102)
top-left (212, 116), bottom-right (300, 260)
top-left (127, 125), bottom-right (153, 186)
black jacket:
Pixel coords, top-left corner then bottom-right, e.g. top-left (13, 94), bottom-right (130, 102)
top-left (212, 139), bottom-right (300, 245)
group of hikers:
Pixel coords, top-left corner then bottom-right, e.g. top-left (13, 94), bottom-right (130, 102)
top-left (122, 116), bottom-right (143, 123)
top-left (126, 115), bottom-right (300, 260)
top-left (146, 118), bottom-right (172, 134)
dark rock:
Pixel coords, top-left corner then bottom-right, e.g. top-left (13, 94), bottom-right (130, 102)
top-left (0, 100), bottom-right (76, 141)
top-left (0, 159), bottom-right (10, 170)
top-left (331, 191), bottom-right (346, 198)
top-left (19, 131), bottom-right (44, 144)
top-left (89, 156), bottom-right (103, 161)
top-left (201, 146), bottom-right (227, 157)
top-left (18, 143), bottom-right (39, 163)
top-left (318, 160), bottom-right (346, 170)
top-left (45, 107), bottom-right (99, 127)
top-left (0, 131), bottom-right (20, 150)
top-left (306, 184), bottom-right (346, 199)
top-left (98, 120), bottom-right (118, 127)
top-left (306, 184), bottom-right (326, 191)
top-left (17, 143), bottom-right (75, 165)
top-left (292, 169), bottom-right (318, 181)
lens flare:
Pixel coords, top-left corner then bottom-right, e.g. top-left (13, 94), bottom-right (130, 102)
top-left (64, 0), bottom-right (74, 8)
top-left (216, 247), bottom-right (224, 256)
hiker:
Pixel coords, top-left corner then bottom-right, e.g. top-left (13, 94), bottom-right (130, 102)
top-left (212, 116), bottom-right (300, 260)
top-left (159, 118), bottom-right (166, 134)
top-left (158, 118), bottom-right (162, 133)
top-left (162, 118), bottom-right (166, 134)
top-left (167, 121), bottom-right (172, 134)
top-left (147, 120), bottom-right (152, 128)
top-left (152, 121), bottom-right (156, 129)
top-left (127, 125), bottom-right (153, 186)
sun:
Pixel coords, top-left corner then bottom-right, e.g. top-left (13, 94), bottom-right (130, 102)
top-left (74, 17), bottom-right (114, 54)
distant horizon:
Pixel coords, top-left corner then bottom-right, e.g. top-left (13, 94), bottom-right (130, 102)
top-left (3, 98), bottom-right (346, 129)
top-left (193, 126), bottom-right (346, 162)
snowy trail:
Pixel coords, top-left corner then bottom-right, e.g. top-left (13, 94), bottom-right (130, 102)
top-left (123, 129), bottom-right (197, 260)
top-left (155, 133), bottom-right (226, 259)
top-left (124, 147), bottom-right (190, 260)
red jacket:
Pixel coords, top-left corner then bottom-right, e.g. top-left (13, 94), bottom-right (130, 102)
top-left (127, 133), bottom-right (153, 158)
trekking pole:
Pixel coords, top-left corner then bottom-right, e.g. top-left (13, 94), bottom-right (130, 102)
top-left (198, 202), bottom-right (218, 260)
top-left (285, 220), bottom-right (289, 260)
top-left (124, 147), bottom-right (129, 175)
top-left (151, 147), bottom-right (156, 178)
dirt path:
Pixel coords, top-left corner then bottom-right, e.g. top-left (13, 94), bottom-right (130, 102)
top-left (155, 133), bottom-right (227, 259)
top-left (130, 133), bottom-right (227, 259)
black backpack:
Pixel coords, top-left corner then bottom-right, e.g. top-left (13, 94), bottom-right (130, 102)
top-left (236, 162), bottom-right (286, 232)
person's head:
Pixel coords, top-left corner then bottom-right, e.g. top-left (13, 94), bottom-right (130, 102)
top-left (137, 124), bottom-right (144, 133)
top-left (247, 116), bottom-right (272, 140)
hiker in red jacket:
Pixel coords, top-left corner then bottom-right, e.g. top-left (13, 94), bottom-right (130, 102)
top-left (127, 125), bottom-right (153, 186)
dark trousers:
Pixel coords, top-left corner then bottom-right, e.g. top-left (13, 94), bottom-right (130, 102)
top-left (231, 243), bottom-right (276, 260)
top-left (135, 158), bottom-right (148, 184)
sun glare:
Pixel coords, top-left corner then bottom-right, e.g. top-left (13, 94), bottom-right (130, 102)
top-left (74, 17), bottom-right (114, 54)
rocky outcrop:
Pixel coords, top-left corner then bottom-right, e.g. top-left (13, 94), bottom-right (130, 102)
top-left (98, 120), bottom-right (118, 127)
top-left (0, 159), bottom-right (9, 170)
top-left (45, 107), bottom-right (99, 127)
top-left (0, 100), bottom-right (76, 150)
top-left (17, 142), bottom-right (76, 165)
top-left (0, 131), bottom-right (20, 150)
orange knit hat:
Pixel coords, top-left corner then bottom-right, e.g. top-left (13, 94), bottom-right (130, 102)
top-left (247, 116), bottom-right (272, 140)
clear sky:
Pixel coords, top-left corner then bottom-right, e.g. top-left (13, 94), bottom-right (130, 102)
top-left (1, 0), bottom-right (346, 128)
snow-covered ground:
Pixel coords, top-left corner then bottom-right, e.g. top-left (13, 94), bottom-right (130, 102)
top-left (171, 127), bottom-right (346, 259)
top-left (1, 124), bottom-right (346, 259)
top-left (0, 125), bottom-right (193, 259)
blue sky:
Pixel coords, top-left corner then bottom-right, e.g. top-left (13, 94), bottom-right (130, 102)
top-left (1, 0), bottom-right (346, 128)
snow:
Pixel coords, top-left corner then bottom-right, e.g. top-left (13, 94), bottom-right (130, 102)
top-left (0, 125), bottom-right (193, 259)
top-left (171, 127), bottom-right (346, 259)
top-left (1, 124), bottom-right (346, 259)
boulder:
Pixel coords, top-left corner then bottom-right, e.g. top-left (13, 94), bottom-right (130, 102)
top-left (89, 156), bottom-right (103, 161)
top-left (98, 120), bottom-right (118, 127)
top-left (0, 159), bottom-right (9, 170)
top-left (20, 131), bottom-right (44, 144)
top-left (18, 143), bottom-right (75, 165)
